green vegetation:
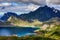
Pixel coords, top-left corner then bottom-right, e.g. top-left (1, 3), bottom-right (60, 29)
top-left (0, 36), bottom-right (55, 40)
top-left (36, 25), bottom-right (60, 40)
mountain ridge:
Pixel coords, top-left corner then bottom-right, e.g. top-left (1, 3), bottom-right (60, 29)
top-left (0, 5), bottom-right (60, 22)
top-left (0, 5), bottom-right (60, 27)
top-left (19, 5), bottom-right (60, 22)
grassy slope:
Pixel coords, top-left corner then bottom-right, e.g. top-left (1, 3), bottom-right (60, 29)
top-left (8, 16), bottom-right (43, 27)
top-left (38, 25), bottom-right (60, 40)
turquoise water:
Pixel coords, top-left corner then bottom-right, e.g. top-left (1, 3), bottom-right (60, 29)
top-left (0, 27), bottom-right (39, 36)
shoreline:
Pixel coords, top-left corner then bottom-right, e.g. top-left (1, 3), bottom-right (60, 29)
top-left (0, 25), bottom-right (40, 28)
top-left (0, 25), bottom-right (40, 29)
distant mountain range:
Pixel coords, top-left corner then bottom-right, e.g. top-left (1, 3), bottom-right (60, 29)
top-left (0, 5), bottom-right (60, 22)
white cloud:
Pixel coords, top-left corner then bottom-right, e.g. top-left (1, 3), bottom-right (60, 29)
top-left (46, 0), bottom-right (60, 5)
top-left (0, 0), bottom-right (60, 13)
top-left (0, 2), bottom-right (19, 6)
top-left (0, 2), bottom-right (11, 6)
top-left (0, 0), bottom-right (46, 6)
top-left (47, 4), bottom-right (60, 10)
top-left (46, 0), bottom-right (60, 10)
top-left (0, 0), bottom-right (60, 5)
top-left (0, 2), bottom-right (39, 13)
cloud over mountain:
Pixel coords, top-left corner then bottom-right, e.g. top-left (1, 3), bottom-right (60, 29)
top-left (46, 0), bottom-right (60, 4)
top-left (0, 0), bottom-right (60, 5)
top-left (0, 0), bottom-right (46, 5)
top-left (0, 0), bottom-right (60, 13)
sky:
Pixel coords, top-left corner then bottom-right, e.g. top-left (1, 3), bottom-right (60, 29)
top-left (0, 0), bottom-right (60, 16)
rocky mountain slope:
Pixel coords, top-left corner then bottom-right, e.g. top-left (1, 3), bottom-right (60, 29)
top-left (0, 5), bottom-right (60, 27)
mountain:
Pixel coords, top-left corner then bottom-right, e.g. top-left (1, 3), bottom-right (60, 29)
top-left (19, 5), bottom-right (60, 22)
top-left (1, 5), bottom-right (60, 22)
top-left (0, 12), bottom-right (18, 21)
top-left (0, 5), bottom-right (60, 27)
